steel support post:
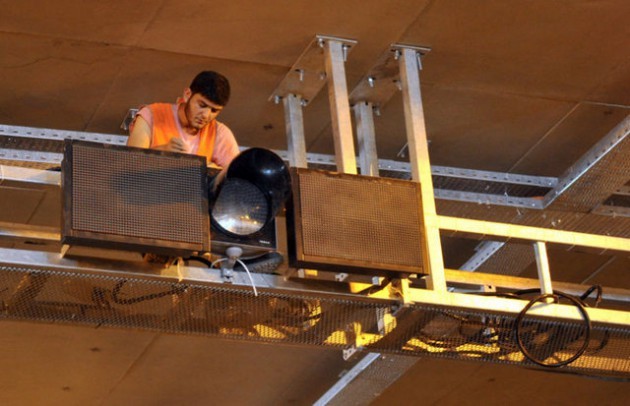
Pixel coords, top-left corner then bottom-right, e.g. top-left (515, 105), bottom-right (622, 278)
top-left (397, 47), bottom-right (446, 292)
top-left (353, 101), bottom-right (379, 176)
top-left (460, 241), bottom-right (505, 272)
top-left (323, 39), bottom-right (357, 174)
top-left (282, 94), bottom-right (308, 168)
top-left (533, 241), bottom-right (554, 295)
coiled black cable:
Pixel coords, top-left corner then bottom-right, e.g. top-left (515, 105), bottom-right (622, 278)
top-left (515, 290), bottom-right (591, 368)
top-left (111, 280), bottom-right (187, 305)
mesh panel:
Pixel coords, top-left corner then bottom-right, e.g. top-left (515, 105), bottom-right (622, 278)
top-left (369, 305), bottom-right (630, 377)
top-left (297, 170), bottom-right (424, 268)
top-left (432, 176), bottom-right (550, 197)
top-left (551, 134), bottom-right (630, 212)
top-left (70, 143), bottom-right (206, 244)
top-left (0, 265), bottom-right (390, 347)
top-left (1, 264), bottom-right (628, 377)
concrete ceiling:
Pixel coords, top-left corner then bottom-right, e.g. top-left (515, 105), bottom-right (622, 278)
top-left (1, 0), bottom-right (629, 405)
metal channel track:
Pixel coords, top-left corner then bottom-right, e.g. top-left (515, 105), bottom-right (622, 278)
top-left (470, 114), bottom-right (630, 275)
top-left (546, 115), bottom-right (630, 212)
top-left (0, 124), bottom-right (553, 209)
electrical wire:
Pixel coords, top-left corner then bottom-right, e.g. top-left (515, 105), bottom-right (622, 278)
top-left (186, 255), bottom-right (213, 268)
top-left (580, 284), bottom-right (603, 307)
top-left (210, 257), bottom-right (226, 269)
top-left (514, 291), bottom-right (591, 368)
top-left (111, 280), bottom-right (187, 305)
top-left (467, 286), bottom-right (601, 367)
top-left (209, 257), bottom-right (258, 297)
top-left (187, 252), bottom-right (283, 274)
top-left (236, 258), bottom-right (258, 297)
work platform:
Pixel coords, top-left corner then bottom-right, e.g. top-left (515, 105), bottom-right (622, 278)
top-left (1, 123), bottom-right (629, 380)
top-left (1, 37), bottom-right (629, 406)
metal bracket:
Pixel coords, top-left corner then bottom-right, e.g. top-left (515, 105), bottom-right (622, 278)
top-left (120, 108), bottom-right (139, 131)
top-left (268, 35), bottom-right (357, 106)
top-left (348, 43), bottom-right (430, 108)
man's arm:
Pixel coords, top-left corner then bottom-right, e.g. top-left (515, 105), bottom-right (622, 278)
top-left (127, 115), bottom-right (152, 148)
top-left (127, 115), bottom-right (189, 153)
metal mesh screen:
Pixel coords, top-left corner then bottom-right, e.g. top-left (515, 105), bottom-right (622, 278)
top-left (1, 264), bottom-right (628, 378)
top-left (0, 265), bottom-right (392, 347)
top-left (368, 305), bottom-right (630, 377)
top-left (67, 142), bottom-right (207, 246)
top-left (293, 169), bottom-right (424, 272)
top-left (432, 176), bottom-right (550, 197)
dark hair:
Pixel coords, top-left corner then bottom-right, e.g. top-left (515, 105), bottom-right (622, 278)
top-left (189, 71), bottom-right (231, 106)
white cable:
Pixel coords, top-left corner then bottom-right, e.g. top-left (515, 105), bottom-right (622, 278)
top-left (210, 257), bottom-right (258, 297)
top-left (211, 257), bottom-right (227, 269)
top-left (236, 258), bottom-right (258, 297)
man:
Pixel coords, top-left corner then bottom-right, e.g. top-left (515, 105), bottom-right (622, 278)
top-left (127, 71), bottom-right (240, 168)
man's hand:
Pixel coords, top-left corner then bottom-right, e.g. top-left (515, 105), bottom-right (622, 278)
top-left (165, 137), bottom-right (192, 153)
top-left (127, 114), bottom-right (191, 154)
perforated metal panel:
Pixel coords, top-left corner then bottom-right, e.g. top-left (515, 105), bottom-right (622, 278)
top-left (0, 263), bottom-right (628, 378)
top-left (0, 265), bottom-right (392, 347)
top-left (62, 141), bottom-right (210, 256)
top-left (287, 168), bottom-right (425, 276)
top-left (369, 305), bottom-right (630, 377)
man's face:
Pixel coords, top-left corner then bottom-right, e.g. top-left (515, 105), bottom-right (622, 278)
top-left (184, 92), bottom-right (224, 130)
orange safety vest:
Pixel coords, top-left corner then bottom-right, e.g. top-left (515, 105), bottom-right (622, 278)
top-left (148, 103), bottom-right (216, 162)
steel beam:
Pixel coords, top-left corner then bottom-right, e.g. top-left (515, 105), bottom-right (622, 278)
top-left (322, 37), bottom-right (358, 174)
top-left (282, 94), bottom-right (308, 168)
top-left (0, 165), bottom-right (60, 187)
top-left (0, 222), bottom-right (60, 245)
top-left (443, 268), bottom-right (630, 304)
top-left (459, 241), bottom-right (505, 271)
top-left (437, 215), bottom-right (630, 252)
top-left (397, 45), bottom-right (446, 292)
top-left (533, 241), bottom-right (553, 295)
top-left (353, 101), bottom-right (379, 176)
